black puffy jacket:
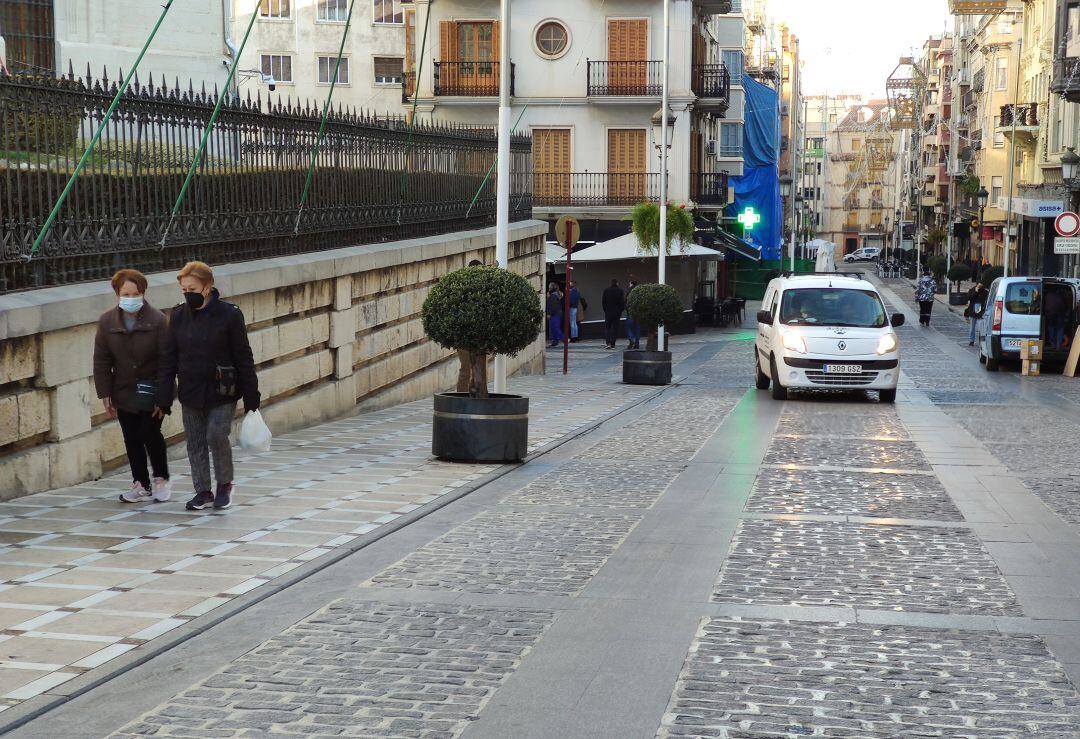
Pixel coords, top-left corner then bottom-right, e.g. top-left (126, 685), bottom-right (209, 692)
top-left (156, 289), bottom-right (260, 412)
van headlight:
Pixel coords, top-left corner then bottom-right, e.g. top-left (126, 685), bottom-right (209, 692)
top-left (781, 328), bottom-right (807, 354)
top-left (876, 333), bottom-right (898, 355)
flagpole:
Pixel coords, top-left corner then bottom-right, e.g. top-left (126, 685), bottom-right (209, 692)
top-left (494, 0), bottom-right (511, 393)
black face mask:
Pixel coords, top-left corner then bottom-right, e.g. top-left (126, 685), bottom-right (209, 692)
top-left (184, 291), bottom-right (205, 310)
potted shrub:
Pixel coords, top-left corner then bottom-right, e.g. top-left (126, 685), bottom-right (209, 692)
top-left (947, 263), bottom-right (972, 305)
top-left (928, 255), bottom-right (948, 293)
top-left (421, 266), bottom-right (543, 462)
top-left (624, 283), bottom-right (684, 385)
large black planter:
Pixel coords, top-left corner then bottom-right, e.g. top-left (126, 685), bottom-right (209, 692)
top-left (623, 350), bottom-right (672, 385)
top-left (432, 392), bottom-right (529, 462)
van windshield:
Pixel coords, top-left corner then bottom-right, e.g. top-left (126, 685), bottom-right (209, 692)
top-left (1004, 282), bottom-right (1041, 315)
top-left (779, 288), bottom-right (888, 328)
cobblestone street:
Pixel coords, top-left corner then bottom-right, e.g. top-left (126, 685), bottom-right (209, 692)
top-left (6, 275), bottom-right (1080, 738)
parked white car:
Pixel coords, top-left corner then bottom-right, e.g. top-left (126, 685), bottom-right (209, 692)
top-left (755, 274), bottom-right (905, 402)
top-left (843, 247), bottom-right (882, 263)
top-left (977, 276), bottom-right (1080, 370)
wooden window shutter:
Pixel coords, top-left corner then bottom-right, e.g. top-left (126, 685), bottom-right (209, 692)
top-left (405, 7), bottom-right (417, 95)
top-left (440, 21), bottom-right (458, 61)
top-left (492, 21), bottom-right (500, 62)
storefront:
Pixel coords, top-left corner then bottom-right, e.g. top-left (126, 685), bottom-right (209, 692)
top-left (1012, 197), bottom-right (1065, 277)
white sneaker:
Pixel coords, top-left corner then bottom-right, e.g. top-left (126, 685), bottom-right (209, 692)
top-left (152, 477), bottom-right (172, 502)
top-left (119, 482), bottom-right (152, 504)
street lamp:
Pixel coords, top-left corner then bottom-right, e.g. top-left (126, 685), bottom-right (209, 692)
top-left (650, 107), bottom-right (677, 151)
top-left (977, 186), bottom-right (989, 267)
top-left (895, 208), bottom-right (902, 266)
top-left (1061, 147), bottom-right (1080, 181)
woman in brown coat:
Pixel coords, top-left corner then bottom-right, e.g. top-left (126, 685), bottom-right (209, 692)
top-left (93, 269), bottom-right (172, 503)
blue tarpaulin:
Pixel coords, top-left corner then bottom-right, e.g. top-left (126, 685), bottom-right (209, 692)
top-left (726, 75), bottom-right (782, 260)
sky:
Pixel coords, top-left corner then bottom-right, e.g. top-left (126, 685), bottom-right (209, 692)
top-left (769, 0), bottom-right (954, 98)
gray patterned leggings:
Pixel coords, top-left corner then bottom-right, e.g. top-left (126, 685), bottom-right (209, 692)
top-left (182, 403), bottom-right (236, 493)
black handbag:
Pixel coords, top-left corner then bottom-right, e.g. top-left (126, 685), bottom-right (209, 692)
top-left (133, 381), bottom-right (158, 412)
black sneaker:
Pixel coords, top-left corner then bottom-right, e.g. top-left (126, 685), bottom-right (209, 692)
top-left (185, 490), bottom-right (214, 511)
top-left (213, 483), bottom-right (233, 510)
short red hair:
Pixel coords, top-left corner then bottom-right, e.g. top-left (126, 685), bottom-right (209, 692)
top-left (177, 261), bottom-right (214, 286)
top-left (111, 269), bottom-right (148, 295)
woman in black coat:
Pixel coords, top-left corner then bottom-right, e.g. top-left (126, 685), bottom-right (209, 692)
top-left (156, 261), bottom-right (260, 511)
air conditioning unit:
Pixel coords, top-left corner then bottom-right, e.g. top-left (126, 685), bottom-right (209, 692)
top-left (706, 139), bottom-right (717, 156)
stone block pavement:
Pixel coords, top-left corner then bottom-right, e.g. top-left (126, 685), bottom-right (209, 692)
top-left (7, 281), bottom-right (1080, 738)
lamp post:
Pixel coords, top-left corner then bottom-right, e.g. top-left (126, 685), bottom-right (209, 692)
top-left (895, 208), bottom-right (902, 270)
top-left (977, 185), bottom-right (989, 270)
top-left (493, 0), bottom-right (511, 394)
top-left (651, 98), bottom-right (675, 347)
top-left (1062, 148), bottom-right (1080, 277)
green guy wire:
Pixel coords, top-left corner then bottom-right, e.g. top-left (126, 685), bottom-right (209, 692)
top-left (160, 1), bottom-right (260, 249)
top-left (25, 0), bottom-right (176, 260)
top-left (465, 105), bottom-right (528, 219)
top-left (294, 0), bottom-right (357, 235)
top-left (397, 0), bottom-right (433, 222)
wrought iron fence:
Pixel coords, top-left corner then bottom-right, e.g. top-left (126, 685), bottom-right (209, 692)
top-left (0, 67), bottom-right (532, 293)
top-left (530, 172), bottom-right (658, 207)
top-left (691, 64), bottom-right (731, 102)
top-left (434, 61), bottom-right (513, 97)
top-left (586, 61), bottom-right (663, 96)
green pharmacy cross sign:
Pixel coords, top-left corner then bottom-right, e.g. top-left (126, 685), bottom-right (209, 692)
top-left (737, 206), bottom-right (761, 231)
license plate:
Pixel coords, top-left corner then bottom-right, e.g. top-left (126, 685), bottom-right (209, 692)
top-left (1003, 338), bottom-right (1023, 351)
top-left (823, 364), bottom-right (862, 374)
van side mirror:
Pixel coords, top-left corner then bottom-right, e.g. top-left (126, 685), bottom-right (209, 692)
top-left (756, 310), bottom-right (773, 325)
top-left (891, 313), bottom-right (905, 327)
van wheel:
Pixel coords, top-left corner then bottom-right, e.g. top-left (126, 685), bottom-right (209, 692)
top-left (979, 352), bottom-right (986, 365)
top-left (770, 358), bottom-right (788, 400)
top-left (879, 388), bottom-right (897, 403)
top-left (985, 353), bottom-right (1000, 371)
top-left (755, 354), bottom-right (771, 389)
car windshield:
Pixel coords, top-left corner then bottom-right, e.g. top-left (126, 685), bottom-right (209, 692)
top-left (779, 288), bottom-right (888, 328)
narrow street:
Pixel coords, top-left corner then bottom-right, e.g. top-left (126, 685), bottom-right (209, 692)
top-left (5, 275), bottom-right (1078, 738)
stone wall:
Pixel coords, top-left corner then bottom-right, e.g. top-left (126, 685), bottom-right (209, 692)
top-left (0, 221), bottom-right (548, 498)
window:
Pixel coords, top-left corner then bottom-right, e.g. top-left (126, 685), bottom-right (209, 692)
top-left (373, 57), bottom-right (403, 84)
top-left (1068, 3), bottom-right (1080, 58)
top-left (995, 57), bottom-right (1008, 90)
top-left (722, 49), bottom-right (743, 85)
top-left (260, 54), bottom-right (293, 83)
top-left (318, 0), bottom-right (348, 21)
top-left (993, 129), bottom-right (1005, 147)
top-left (374, 0), bottom-right (404, 24)
top-left (1005, 282), bottom-right (1042, 315)
top-left (259, 0), bottom-right (290, 18)
top-left (991, 175), bottom-right (1003, 205)
top-left (719, 123), bottom-right (742, 157)
top-left (535, 21), bottom-right (568, 58)
top-left (317, 55), bottom-right (349, 84)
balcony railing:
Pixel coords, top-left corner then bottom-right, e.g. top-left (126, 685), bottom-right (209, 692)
top-left (1051, 56), bottom-right (1080, 103)
top-left (691, 173), bottom-right (729, 205)
top-left (1000, 102), bottom-right (1039, 128)
top-left (691, 64), bottom-right (731, 100)
top-left (434, 61), bottom-right (514, 97)
top-left (587, 60), bottom-right (663, 96)
top-left (972, 69), bottom-right (985, 93)
top-left (531, 172), bottom-right (659, 207)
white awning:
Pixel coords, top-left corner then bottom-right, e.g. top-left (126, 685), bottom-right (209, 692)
top-left (553, 232), bottom-right (718, 263)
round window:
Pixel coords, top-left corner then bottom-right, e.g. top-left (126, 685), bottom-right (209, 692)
top-left (535, 21), bottom-right (568, 58)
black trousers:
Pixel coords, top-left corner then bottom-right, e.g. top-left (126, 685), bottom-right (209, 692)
top-left (117, 409), bottom-right (169, 489)
top-left (918, 300), bottom-right (934, 325)
top-left (604, 314), bottom-right (621, 346)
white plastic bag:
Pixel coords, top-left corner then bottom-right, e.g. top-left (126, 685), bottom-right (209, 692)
top-left (239, 410), bottom-right (272, 452)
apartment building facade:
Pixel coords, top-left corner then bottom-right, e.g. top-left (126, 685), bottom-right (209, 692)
top-left (405, 0), bottom-right (743, 243)
top-left (802, 94), bottom-right (863, 251)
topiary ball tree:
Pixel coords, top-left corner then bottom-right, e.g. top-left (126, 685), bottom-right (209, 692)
top-left (947, 263), bottom-right (972, 287)
top-left (627, 283), bottom-right (684, 352)
top-left (980, 265), bottom-right (1004, 285)
top-left (422, 266), bottom-right (543, 399)
top-left (928, 255), bottom-right (948, 283)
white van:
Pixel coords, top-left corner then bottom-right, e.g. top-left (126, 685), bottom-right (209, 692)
top-left (755, 274), bottom-right (905, 402)
top-left (978, 277), bottom-right (1080, 370)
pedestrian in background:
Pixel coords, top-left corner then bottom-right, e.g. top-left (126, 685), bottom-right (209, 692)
top-left (915, 267), bottom-right (937, 326)
top-left (93, 269), bottom-right (172, 504)
top-left (964, 282), bottom-right (988, 346)
top-left (602, 278), bottom-right (625, 350)
top-left (568, 281), bottom-right (584, 343)
top-left (546, 283), bottom-right (565, 348)
top-left (156, 262), bottom-right (260, 512)
top-left (1045, 287), bottom-right (1067, 349)
top-left (625, 276), bottom-right (641, 350)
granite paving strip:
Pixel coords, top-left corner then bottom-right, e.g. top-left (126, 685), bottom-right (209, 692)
top-left (658, 617), bottom-right (1080, 738)
top-left (762, 435), bottom-right (932, 470)
top-left (112, 601), bottom-right (557, 739)
top-left (500, 460), bottom-right (686, 510)
top-left (0, 340), bottom-right (667, 713)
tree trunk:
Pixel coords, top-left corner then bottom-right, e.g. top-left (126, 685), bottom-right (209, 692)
top-left (469, 352), bottom-right (489, 398)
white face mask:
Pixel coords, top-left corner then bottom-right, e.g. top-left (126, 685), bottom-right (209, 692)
top-left (118, 296), bottom-right (144, 314)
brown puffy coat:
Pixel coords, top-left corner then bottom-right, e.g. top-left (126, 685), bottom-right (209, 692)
top-left (93, 303), bottom-right (170, 413)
